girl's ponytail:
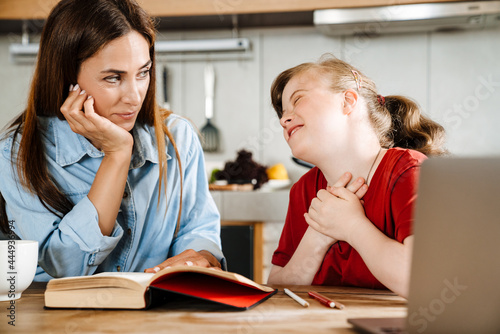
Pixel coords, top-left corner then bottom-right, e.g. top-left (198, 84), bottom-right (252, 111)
top-left (382, 95), bottom-right (447, 156)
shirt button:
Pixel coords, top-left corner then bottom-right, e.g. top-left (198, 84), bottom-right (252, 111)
top-left (123, 192), bottom-right (128, 199)
top-left (117, 266), bottom-right (121, 272)
top-left (127, 228), bottom-right (132, 235)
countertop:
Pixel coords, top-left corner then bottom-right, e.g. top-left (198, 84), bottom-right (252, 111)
top-left (210, 188), bottom-right (289, 222)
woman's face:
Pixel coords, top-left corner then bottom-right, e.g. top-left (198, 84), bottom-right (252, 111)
top-left (77, 30), bottom-right (151, 132)
top-left (280, 69), bottom-right (348, 162)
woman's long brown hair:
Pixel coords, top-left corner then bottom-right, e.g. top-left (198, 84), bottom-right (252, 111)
top-left (0, 0), bottom-right (182, 234)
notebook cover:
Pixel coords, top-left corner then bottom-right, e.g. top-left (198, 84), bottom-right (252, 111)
top-left (147, 272), bottom-right (277, 310)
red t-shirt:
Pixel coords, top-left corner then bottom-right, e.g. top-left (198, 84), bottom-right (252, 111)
top-left (271, 148), bottom-right (427, 289)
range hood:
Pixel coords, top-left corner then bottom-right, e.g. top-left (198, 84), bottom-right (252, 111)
top-left (314, 1), bottom-right (500, 36)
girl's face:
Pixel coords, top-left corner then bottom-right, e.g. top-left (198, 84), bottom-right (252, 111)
top-left (77, 30), bottom-right (151, 132)
top-left (280, 69), bottom-right (349, 162)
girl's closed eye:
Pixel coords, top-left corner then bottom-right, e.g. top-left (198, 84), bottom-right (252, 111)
top-left (294, 95), bottom-right (303, 105)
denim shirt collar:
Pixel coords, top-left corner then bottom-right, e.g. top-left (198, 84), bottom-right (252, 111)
top-left (50, 117), bottom-right (170, 168)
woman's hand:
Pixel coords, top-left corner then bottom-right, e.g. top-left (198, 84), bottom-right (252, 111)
top-left (60, 84), bottom-right (133, 154)
top-left (61, 85), bottom-right (134, 236)
top-left (304, 172), bottom-right (369, 244)
top-left (144, 249), bottom-right (222, 273)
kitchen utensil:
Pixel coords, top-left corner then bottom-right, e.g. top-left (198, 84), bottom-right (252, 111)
top-left (162, 65), bottom-right (170, 110)
top-left (200, 64), bottom-right (219, 152)
top-left (291, 156), bottom-right (314, 168)
top-left (208, 183), bottom-right (253, 191)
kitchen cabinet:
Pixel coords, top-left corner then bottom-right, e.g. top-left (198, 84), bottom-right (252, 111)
top-left (213, 190), bottom-right (289, 284)
top-left (220, 221), bottom-right (263, 283)
top-left (0, 0), bottom-right (465, 20)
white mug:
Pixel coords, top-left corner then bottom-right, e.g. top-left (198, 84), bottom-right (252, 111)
top-left (0, 240), bottom-right (38, 301)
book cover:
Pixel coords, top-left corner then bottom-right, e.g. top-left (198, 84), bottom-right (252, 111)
top-left (44, 266), bottom-right (277, 310)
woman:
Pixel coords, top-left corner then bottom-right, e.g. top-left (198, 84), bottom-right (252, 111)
top-left (0, 0), bottom-right (224, 281)
top-left (267, 56), bottom-right (446, 297)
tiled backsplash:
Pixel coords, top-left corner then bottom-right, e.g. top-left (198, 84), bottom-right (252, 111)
top-left (2, 26), bottom-right (500, 183)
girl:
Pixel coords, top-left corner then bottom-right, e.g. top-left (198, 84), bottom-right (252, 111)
top-left (0, 0), bottom-right (224, 281)
top-left (267, 56), bottom-right (446, 297)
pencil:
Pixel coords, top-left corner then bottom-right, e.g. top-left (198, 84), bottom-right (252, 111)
top-left (284, 288), bottom-right (309, 307)
top-left (308, 291), bottom-right (345, 310)
top-left (308, 291), bottom-right (334, 308)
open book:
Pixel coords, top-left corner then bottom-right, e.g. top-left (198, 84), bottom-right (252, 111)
top-left (44, 266), bottom-right (277, 310)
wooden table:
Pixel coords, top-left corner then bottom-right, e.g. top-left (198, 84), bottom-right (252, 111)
top-left (0, 282), bottom-right (407, 333)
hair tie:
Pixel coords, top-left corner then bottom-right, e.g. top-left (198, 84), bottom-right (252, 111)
top-left (351, 70), bottom-right (362, 91)
top-left (377, 95), bottom-right (386, 106)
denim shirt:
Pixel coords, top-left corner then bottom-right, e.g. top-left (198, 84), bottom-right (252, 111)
top-left (0, 115), bottom-right (224, 281)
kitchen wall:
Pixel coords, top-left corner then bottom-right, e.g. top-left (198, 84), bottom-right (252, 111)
top-left (1, 22), bottom-right (499, 282)
top-left (1, 25), bottom-right (500, 183)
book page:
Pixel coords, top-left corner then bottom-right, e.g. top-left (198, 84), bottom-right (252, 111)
top-left (47, 272), bottom-right (155, 291)
top-left (91, 272), bottom-right (154, 285)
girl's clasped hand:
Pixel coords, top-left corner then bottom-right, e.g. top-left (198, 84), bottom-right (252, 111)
top-left (305, 172), bottom-right (368, 246)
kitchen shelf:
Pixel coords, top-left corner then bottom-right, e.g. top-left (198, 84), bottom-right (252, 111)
top-left (0, 0), bottom-right (465, 20)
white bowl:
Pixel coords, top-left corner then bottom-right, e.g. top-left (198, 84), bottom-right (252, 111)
top-left (0, 240), bottom-right (38, 301)
top-left (261, 179), bottom-right (292, 191)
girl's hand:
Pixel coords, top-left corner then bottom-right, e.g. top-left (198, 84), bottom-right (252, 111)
top-left (304, 173), bottom-right (369, 244)
top-left (330, 172), bottom-right (368, 200)
top-left (60, 84), bottom-right (133, 155)
top-left (144, 249), bottom-right (222, 273)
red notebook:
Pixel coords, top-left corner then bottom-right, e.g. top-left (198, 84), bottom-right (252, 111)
top-left (149, 271), bottom-right (276, 309)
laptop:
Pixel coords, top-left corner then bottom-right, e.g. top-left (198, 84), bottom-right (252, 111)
top-left (348, 156), bottom-right (500, 334)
